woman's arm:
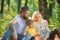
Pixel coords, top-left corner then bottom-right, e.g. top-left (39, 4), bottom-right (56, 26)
top-left (44, 20), bottom-right (50, 40)
top-left (44, 20), bottom-right (50, 32)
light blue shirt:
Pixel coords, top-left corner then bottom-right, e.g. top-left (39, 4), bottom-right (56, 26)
top-left (2, 15), bottom-right (27, 40)
top-left (13, 15), bottom-right (26, 35)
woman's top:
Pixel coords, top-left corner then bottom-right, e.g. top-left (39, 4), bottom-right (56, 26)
top-left (35, 19), bottom-right (50, 40)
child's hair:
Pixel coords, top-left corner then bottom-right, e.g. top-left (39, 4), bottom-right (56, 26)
top-left (47, 28), bottom-right (60, 40)
top-left (26, 19), bottom-right (34, 26)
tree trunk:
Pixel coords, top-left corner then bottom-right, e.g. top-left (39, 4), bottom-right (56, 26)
top-left (48, 0), bottom-right (55, 18)
top-left (25, 0), bottom-right (28, 6)
top-left (6, 0), bottom-right (10, 7)
top-left (0, 0), bottom-right (4, 14)
top-left (38, 0), bottom-right (48, 20)
top-left (48, 4), bottom-right (52, 17)
top-left (18, 0), bottom-right (21, 13)
top-left (57, 0), bottom-right (60, 4)
top-left (48, 1), bottom-right (55, 18)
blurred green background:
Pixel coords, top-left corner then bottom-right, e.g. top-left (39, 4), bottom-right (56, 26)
top-left (0, 0), bottom-right (60, 37)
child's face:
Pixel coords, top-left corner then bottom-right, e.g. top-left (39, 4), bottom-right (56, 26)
top-left (54, 34), bottom-right (60, 40)
top-left (29, 22), bottom-right (35, 28)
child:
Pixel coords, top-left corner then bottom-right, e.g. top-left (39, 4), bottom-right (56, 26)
top-left (25, 19), bottom-right (41, 40)
top-left (47, 28), bottom-right (60, 40)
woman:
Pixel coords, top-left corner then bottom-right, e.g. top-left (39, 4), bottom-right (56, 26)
top-left (32, 11), bottom-right (50, 40)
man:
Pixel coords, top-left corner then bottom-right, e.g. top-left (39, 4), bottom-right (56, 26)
top-left (2, 6), bottom-right (30, 40)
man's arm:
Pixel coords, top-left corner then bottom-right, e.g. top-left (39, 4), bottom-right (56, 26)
top-left (2, 28), bottom-right (11, 40)
top-left (2, 19), bottom-right (17, 40)
top-left (9, 19), bottom-right (18, 40)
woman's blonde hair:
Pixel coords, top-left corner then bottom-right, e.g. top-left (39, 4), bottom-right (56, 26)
top-left (32, 11), bottom-right (43, 20)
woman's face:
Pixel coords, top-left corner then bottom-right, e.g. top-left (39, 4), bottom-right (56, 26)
top-left (54, 34), bottom-right (60, 40)
top-left (34, 13), bottom-right (41, 22)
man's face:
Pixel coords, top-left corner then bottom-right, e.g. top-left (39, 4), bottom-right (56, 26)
top-left (54, 34), bottom-right (60, 40)
top-left (23, 10), bottom-right (30, 20)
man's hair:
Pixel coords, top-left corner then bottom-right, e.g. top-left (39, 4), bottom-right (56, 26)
top-left (19, 6), bottom-right (29, 13)
top-left (47, 28), bottom-right (60, 40)
top-left (26, 19), bottom-right (34, 26)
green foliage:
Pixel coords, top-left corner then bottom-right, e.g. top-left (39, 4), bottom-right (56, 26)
top-left (49, 2), bottom-right (60, 30)
top-left (0, 6), bottom-right (17, 37)
top-left (0, 0), bottom-right (18, 37)
top-left (0, 0), bottom-right (60, 37)
top-left (0, 0), bottom-right (39, 37)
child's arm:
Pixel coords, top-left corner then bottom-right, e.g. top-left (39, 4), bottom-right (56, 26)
top-left (24, 27), bottom-right (28, 35)
top-left (24, 29), bottom-right (27, 35)
top-left (35, 31), bottom-right (42, 40)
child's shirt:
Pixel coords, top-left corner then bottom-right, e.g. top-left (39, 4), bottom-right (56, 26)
top-left (26, 27), bottom-right (37, 36)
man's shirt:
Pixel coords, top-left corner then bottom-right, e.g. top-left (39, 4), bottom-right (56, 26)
top-left (12, 15), bottom-right (27, 35)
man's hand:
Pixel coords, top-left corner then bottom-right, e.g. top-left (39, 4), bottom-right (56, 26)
top-left (10, 19), bottom-right (17, 24)
top-left (9, 19), bottom-right (17, 31)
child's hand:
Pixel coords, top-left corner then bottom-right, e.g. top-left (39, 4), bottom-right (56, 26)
top-left (35, 33), bottom-right (40, 36)
top-left (35, 34), bottom-right (42, 40)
